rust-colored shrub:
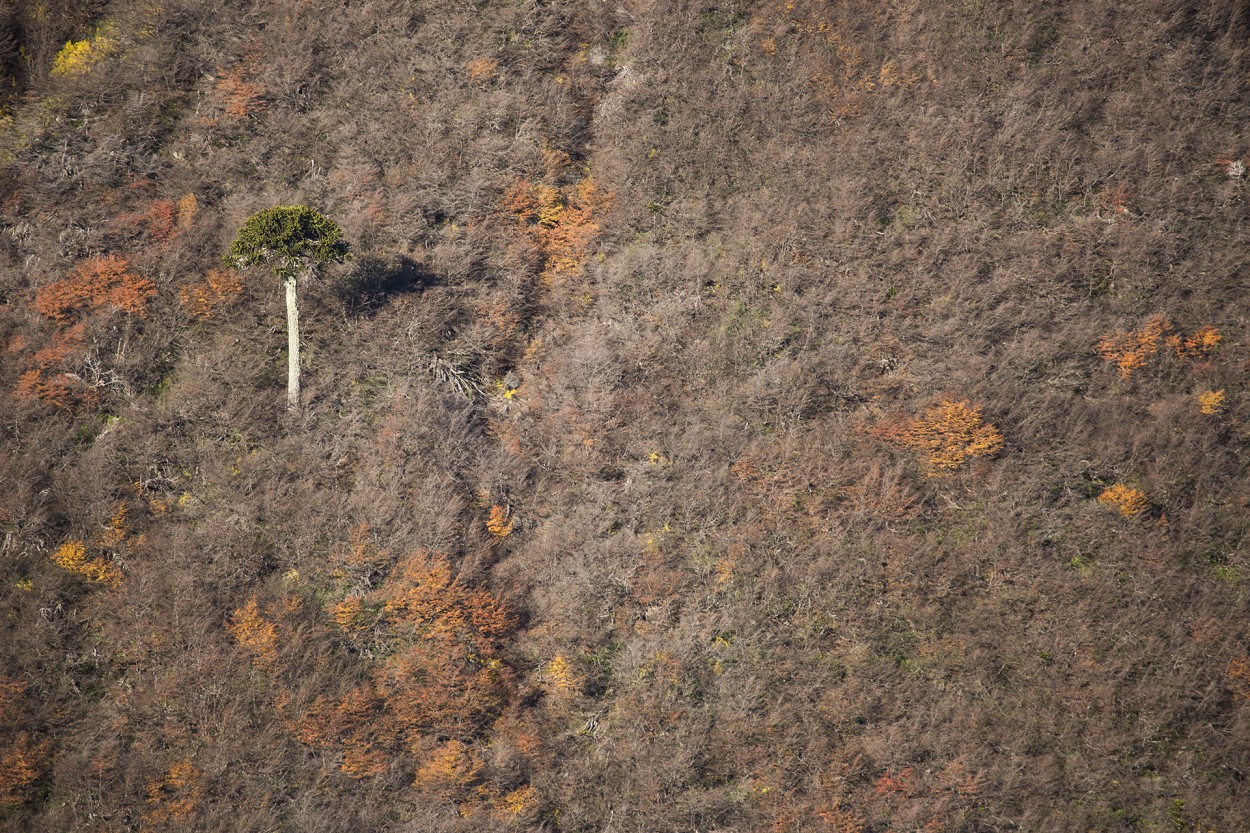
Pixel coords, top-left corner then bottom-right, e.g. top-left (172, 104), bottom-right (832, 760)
top-left (1097, 483), bottom-right (1148, 518)
top-left (14, 325), bottom-right (96, 409)
top-left (298, 685), bottom-right (390, 778)
top-left (883, 400), bottom-right (1004, 476)
top-left (818, 801), bottom-right (865, 833)
top-left (0, 732), bottom-right (46, 808)
top-left (143, 759), bottom-right (203, 827)
top-left (1228, 654), bottom-right (1250, 701)
top-left (1167, 325), bottom-right (1222, 359)
top-left (34, 255), bottom-right (156, 322)
top-left (502, 176), bottom-right (613, 282)
top-left (112, 199), bottom-right (179, 243)
top-left (15, 368), bottom-right (92, 410)
top-left (1097, 315), bottom-right (1168, 378)
top-left (226, 597), bottom-right (278, 668)
top-left (179, 268), bottom-right (244, 319)
top-left (465, 58), bottom-right (499, 86)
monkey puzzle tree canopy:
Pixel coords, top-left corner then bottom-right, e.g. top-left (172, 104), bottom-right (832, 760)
top-left (225, 206), bottom-right (350, 410)
top-left (225, 205), bottom-right (350, 277)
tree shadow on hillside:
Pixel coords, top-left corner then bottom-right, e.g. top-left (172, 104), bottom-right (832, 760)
top-left (337, 254), bottom-right (439, 316)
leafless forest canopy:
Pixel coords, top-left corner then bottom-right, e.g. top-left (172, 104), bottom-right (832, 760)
top-left (1, 0), bottom-right (1249, 830)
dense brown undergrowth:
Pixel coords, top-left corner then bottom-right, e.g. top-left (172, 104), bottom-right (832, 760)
top-left (1, 0), bottom-right (1249, 830)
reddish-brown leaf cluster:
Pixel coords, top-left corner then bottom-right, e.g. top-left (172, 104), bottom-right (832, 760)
top-left (34, 254), bottom-right (155, 323)
top-left (15, 325), bottom-right (95, 409)
top-left (0, 679), bottom-right (45, 810)
top-left (502, 176), bottom-right (613, 282)
top-left (179, 268), bottom-right (244, 319)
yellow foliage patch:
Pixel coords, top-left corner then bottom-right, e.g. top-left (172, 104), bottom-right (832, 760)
top-left (50, 539), bottom-right (122, 587)
top-left (486, 505), bottom-right (514, 538)
top-left (494, 784), bottom-right (540, 820)
top-left (545, 654), bottom-right (581, 693)
top-left (51, 34), bottom-right (113, 78)
top-left (176, 193), bottom-right (199, 229)
top-left (1097, 483), bottom-right (1148, 518)
top-left (1198, 389), bottom-right (1226, 415)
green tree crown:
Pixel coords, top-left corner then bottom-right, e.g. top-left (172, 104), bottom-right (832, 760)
top-left (225, 205), bottom-right (351, 278)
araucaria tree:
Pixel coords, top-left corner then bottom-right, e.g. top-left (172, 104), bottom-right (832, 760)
top-left (225, 206), bottom-right (350, 410)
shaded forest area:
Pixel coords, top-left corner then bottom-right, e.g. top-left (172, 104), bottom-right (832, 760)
top-left (1, 0), bottom-right (1249, 830)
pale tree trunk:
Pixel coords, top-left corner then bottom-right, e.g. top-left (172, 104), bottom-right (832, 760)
top-left (285, 274), bottom-right (300, 410)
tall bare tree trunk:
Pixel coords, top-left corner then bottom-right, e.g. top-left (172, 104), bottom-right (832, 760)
top-left (285, 275), bottom-right (300, 410)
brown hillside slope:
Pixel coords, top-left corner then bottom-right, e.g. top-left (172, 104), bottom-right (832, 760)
top-left (1, 0), bottom-right (1248, 830)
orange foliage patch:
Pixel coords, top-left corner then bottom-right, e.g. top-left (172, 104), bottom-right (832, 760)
top-left (14, 325), bottom-right (95, 409)
top-left (1167, 325), bottom-right (1222, 359)
top-left (465, 57), bottom-right (499, 86)
top-left (502, 176), bottom-right (613, 282)
top-left (296, 552), bottom-right (517, 776)
top-left (143, 759), bottom-right (203, 827)
top-left (1097, 483), bottom-right (1149, 518)
top-left (35, 254), bottom-right (155, 323)
top-left (226, 597), bottom-right (278, 668)
top-left (1097, 315), bottom-right (1167, 378)
top-left (215, 59), bottom-right (267, 123)
top-left (874, 766), bottom-right (915, 796)
top-left (1098, 317), bottom-right (1222, 378)
top-left (298, 685), bottom-right (390, 778)
top-left (1228, 654), bottom-right (1250, 701)
top-left (113, 198), bottom-right (179, 243)
top-left (0, 732), bottom-right (46, 809)
top-left (818, 800), bottom-right (866, 833)
top-left (881, 400), bottom-right (1003, 476)
top-left (330, 595), bottom-right (366, 634)
top-left (98, 502), bottom-right (129, 549)
top-left (413, 739), bottom-right (483, 798)
top-left (179, 268), bottom-right (244, 319)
